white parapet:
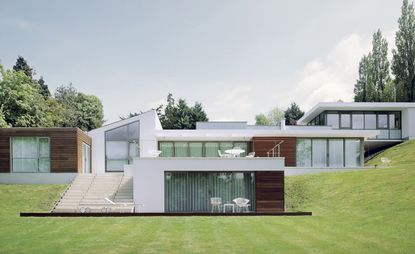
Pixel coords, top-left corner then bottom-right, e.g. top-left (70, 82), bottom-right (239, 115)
top-left (130, 157), bottom-right (285, 213)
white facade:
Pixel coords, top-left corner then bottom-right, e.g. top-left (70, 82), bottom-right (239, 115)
top-left (126, 157), bottom-right (284, 212)
top-left (88, 110), bottom-right (162, 174)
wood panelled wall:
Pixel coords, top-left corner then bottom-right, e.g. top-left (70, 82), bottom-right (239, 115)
top-left (255, 171), bottom-right (284, 212)
top-left (251, 137), bottom-right (296, 166)
top-left (0, 128), bottom-right (91, 173)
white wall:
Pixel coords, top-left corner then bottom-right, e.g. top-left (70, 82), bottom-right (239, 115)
top-left (88, 110), bottom-right (159, 174)
top-left (130, 157), bottom-right (285, 213)
top-left (401, 108), bottom-right (415, 140)
top-left (0, 173), bottom-right (77, 184)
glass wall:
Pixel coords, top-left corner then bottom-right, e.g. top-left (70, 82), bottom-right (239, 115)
top-left (165, 171), bottom-right (255, 212)
top-left (309, 111), bottom-right (402, 140)
top-left (12, 137), bottom-right (50, 173)
top-left (312, 139), bottom-right (327, 167)
top-left (329, 139), bottom-right (344, 167)
top-left (159, 141), bottom-right (250, 157)
top-left (296, 139), bottom-right (312, 167)
top-left (105, 121), bottom-right (140, 172)
top-left (296, 138), bottom-right (362, 168)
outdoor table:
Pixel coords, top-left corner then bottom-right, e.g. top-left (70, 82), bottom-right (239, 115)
top-left (225, 148), bottom-right (245, 157)
top-left (223, 203), bottom-right (235, 213)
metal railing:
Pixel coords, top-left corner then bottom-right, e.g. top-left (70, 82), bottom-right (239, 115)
top-left (266, 141), bottom-right (284, 157)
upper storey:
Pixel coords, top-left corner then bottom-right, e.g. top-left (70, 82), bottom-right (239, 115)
top-left (297, 102), bottom-right (415, 140)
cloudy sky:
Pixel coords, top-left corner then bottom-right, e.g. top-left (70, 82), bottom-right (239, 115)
top-left (0, 0), bottom-right (403, 124)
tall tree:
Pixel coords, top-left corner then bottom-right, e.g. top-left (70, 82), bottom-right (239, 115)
top-left (284, 102), bottom-right (304, 125)
top-left (0, 65), bottom-right (58, 127)
top-left (354, 54), bottom-right (374, 102)
top-left (37, 76), bottom-right (51, 98)
top-left (372, 29), bottom-right (391, 101)
top-left (255, 107), bottom-right (285, 125)
top-left (55, 84), bottom-right (104, 131)
top-left (354, 30), bottom-right (391, 102)
top-left (13, 56), bottom-right (33, 79)
top-left (392, 0), bottom-right (415, 102)
top-left (159, 93), bottom-right (209, 129)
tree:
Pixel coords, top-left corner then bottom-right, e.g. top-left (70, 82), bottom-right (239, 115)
top-left (392, 0), bottom-right (415, 102)
top-left (255, 114), bottom-right (269, 125)
top-left (13, 56), bottom-right (33, 79)
top-left (354, 30), bottom-right (391, 102)
top-left (37, 76), bottom-right (51, 98)
top-left (0, 106), bottom-right (8, 127)
top-left (255, 107), bottom-right (285, 125)
top-left (371, 29), bottom-right (391, 101)
top-left (354, 54), bottom-right (374, 102)
top-left (159, 93), bottom-right (208, 129)
top-left (284, 102), bottom-right (304, 125)
top-left (55, 84), bottom-right (104, 131)
top-left (0, 65), bottom-right (58, 127)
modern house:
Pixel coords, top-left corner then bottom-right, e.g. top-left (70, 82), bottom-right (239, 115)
top-left (1, 102), bottom-right (415, 213)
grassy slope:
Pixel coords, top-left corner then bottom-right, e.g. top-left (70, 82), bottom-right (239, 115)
top-left (0, 141), bottom-right (414, 253)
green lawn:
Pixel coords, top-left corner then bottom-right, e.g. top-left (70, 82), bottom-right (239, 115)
top-left (1, 141), bottom-right (415, 253)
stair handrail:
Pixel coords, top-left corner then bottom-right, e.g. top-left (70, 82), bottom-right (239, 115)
top-left (50, 176), bottom-right (76, 213)
top-left (267, 140), bottom-right (284, 157)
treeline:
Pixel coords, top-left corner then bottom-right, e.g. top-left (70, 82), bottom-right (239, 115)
top-left (0, 56), bottom-right (104, 131)
top-left (121, 93), bottom-right (209, 129)
top-left (354, 0), bottom-right (415, 102)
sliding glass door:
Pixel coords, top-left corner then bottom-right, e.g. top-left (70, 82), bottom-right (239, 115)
top-left (165, 172), bottom-right (255, 212)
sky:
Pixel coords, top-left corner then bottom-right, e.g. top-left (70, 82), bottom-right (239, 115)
top-left (0, 0), bottom-right (403, 124)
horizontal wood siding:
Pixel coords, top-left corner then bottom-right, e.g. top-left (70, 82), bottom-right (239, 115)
top-left (77, 129), bottom-right (92, 173)
top-left (0, 128), bottom-right (83, 173)
top-left (251, 137), bottom-right (296, 166)
top-left (255, 171), bottom-right (284, 212)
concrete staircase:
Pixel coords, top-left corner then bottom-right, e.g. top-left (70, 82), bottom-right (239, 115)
top-left (52, 174), bottom-right (134, 213)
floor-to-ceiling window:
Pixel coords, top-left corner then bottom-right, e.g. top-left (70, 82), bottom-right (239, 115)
top-left (105, 121), bottom-right (139, 172)
top-left (159, 141), bottom-right (250, 157)
top-left (165, 171), bottom-right (255, 212)
top-left (11, 137), bottom-right (50, 173)
top-left (296, 139), bottom-right (312, 167)
top-left (296, 138), bottom-right (362, 168)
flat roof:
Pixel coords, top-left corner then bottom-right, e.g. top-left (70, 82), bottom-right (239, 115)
top-left (298, 102), bottom-right (415, 124)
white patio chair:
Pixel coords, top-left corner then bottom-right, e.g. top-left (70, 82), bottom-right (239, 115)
top-left (148, 150), bottom-right (162, 157)
top-left (210, 197), bottom-right (222, 212)
top-left (246, 152), bottom-right (255, 158)
top-left (233, 198), bottom-right (251, 212)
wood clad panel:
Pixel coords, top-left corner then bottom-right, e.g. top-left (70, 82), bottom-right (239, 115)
top-left (251, 137), bottom-right (296, 166)
top-left (0, 128), bottom-right (82, 173)
top-left (77, 129), bottom-right (92, 173)
top-left (255, 171), bottom-right (284, 212)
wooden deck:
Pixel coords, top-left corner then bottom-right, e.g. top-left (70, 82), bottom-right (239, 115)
top-left (21, 211), bottom-right (312, 217)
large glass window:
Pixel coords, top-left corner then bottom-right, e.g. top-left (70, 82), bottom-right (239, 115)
top-left (12, 137), bottom-right (50, 173)
top-left (159, 141), bottom-right (250, 158)
top-left (329, 139), bottom-right (344, 167)
top-left (352, 114), bottom-right (364, 129)
top-left (165, 172), bottom-right (255, 212)
top-left (296, 139), bottom-right (312, 167)
top-left (326, 114), bottom-right (339, 128)
top-left (105, 121), bottom-right (140, 172)
top-left (345, 139), bottom-right (361, 167)
top-left (377, 114), bottom-right (388, 129)
top-left (312, 139), bottom-right (327, 167)
top-left (340, 114), bottom-right (351, 129)
top-left (364, 114), bottom-right (377, 129)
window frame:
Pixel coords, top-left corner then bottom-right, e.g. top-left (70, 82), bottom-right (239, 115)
top-left (10, 136), bottom-right (51, 173)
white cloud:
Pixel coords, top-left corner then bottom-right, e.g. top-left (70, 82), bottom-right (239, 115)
top-left (289, 33), bottom-right (372, 111)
